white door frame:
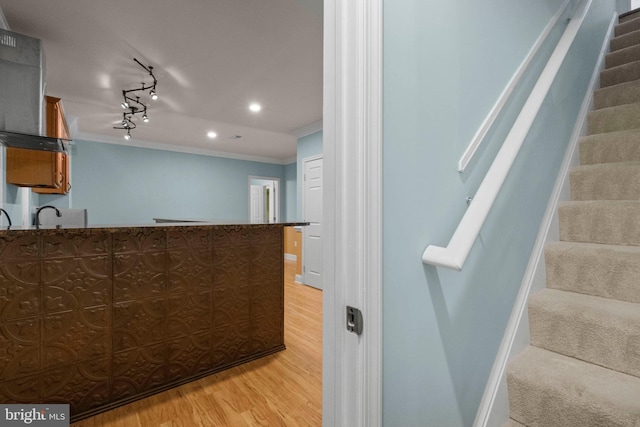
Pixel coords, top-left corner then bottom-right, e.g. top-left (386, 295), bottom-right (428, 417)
top-left (323, 0), bottom-right (382, 425)
top-left (248, 175), bottom-right (280, 222)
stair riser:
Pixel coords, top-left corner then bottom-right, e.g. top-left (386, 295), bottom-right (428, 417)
top-left (529, 293), bottom-right (640, 379)
top-left (607, 43), bottom-right (640, 69)
top-left (570, 165), bottom-right (640, 201)
top-left (595, 80), bottom-right (640, 109)
top-left (600, 62), bottom-right (640, 88)
top-left (558, 202), bottom-right (640, 246)
top-left (616, 16), bottom-right (640, 37)
top-left (611, 30), bottom-right (640, 52)
top-left (508, 375), bottom-right (633, 427)
top-left (588, 105), bottom-right (640, 134)
top-left (545, 243), bottom-right (640, 304)
top-left (507, 348), bottom-right (640, 427)
top-left (579, 132), bottom-right (640, 165)
top-left (620, 11), bottom-right (640, 24)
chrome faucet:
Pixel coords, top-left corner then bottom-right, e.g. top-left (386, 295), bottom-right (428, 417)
top-left (35, 205), bottom-right (61, 229)
top-left (0, 208), bottom-right (11, 229)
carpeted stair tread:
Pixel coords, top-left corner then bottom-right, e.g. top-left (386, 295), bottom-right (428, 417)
top-left (610, 28), bottom-right (640, 52)
top-left (545, 241), bottom-right (640, 304)
top-left (569, 161), bottom-right (640, 201)
top-left (616, 15), bottom-right (640, 37)
top-left (596, 73), bottom-right (640, 107)
top-left (579, 128), bottom-right (640, 165)
top-left (507, 346), bottom-right (640, 427)
top-left (588, 102), bottom-right (640, 134)
top-left (600, 60), bottom-right (640, 88)
top-left (529, 288), bottom-right (640, 379)
top-left (558, 200), bottom-right (640, 246)
top-left (606, 43), bottom-right (640, 69)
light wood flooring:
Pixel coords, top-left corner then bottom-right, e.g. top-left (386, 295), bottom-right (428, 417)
top-left (72, 259), bottom-right (322, 427)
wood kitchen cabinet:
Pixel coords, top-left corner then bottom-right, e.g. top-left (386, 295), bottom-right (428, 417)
top-left (44, 95), bottom-right (70, 140)
top-left (33, 96), bottom-right (71, 194)
top-left (6, 147), bottom-right (65, 188)
top-left (5, 96), bottom-right (71, 191)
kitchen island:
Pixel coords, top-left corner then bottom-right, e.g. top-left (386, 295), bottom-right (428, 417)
top-left (0, 221), bottom-right (306, 422)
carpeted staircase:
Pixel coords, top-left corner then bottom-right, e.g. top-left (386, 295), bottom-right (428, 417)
top-left (504, 10), bottom-right (640, 427)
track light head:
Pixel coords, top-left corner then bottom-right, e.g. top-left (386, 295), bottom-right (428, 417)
top-left (115, 58), bottom-right (159, 138)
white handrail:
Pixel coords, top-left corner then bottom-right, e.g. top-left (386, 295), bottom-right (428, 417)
top-left (458, 0), bottom-right (571, 173)
top-left (423, 0), bottom-right (592, 270)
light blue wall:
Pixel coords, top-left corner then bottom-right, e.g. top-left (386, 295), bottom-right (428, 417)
top-left (296, 130), bottom-right (322, 219)
top-left (284, 162), bottom-right (297, 221)
top-left (70, 140), bottom-right (286, 225)
top-left (382, 1), bottom-right (616, 426)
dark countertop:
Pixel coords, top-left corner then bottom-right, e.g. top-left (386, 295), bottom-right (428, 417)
top-left (0, 220), bottom-right (309, 233)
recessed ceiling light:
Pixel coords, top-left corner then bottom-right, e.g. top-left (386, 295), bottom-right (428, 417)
top-left (249, 103), bottom-right (261, 112)
top-left (207, 131), bottom-right (217, 139)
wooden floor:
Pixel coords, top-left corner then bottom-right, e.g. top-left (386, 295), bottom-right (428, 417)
top-left (72, 260), bottom-right (322, 427)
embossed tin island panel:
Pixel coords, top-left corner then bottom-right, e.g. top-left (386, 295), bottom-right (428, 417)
top-left (0, 223), bottom-right (291, 421)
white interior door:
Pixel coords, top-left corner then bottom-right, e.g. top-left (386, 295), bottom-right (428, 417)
top-left (250, 184), bottom-right (265, 223)
top-left (303, 156), bottom-right (323, 289)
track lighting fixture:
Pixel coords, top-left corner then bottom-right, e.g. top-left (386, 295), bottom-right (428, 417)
top-left (113, 58), bottom-right (159, 140)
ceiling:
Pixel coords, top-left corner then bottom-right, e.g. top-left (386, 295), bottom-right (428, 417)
top-left (0, 0), bottom-right (323, 163)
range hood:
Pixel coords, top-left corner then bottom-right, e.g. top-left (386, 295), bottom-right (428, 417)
top-left (0, 130), bottom-right (67, 152)
top-left (0, 28), bottom-right (54, 151)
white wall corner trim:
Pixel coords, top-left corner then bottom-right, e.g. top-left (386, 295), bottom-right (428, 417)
top-left (422, 0), bottom-right (593, 271)
top-left (473, 11), bottom-right (617, 426)
top-left (458, 0), bottom-right (571, 173)
top-left (291, 120), bottom-right (323, 138)
top-left (323, 0), bottom-right (382, 425)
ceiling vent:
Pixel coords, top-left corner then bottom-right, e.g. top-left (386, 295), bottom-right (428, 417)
top-left (0, 33), bottom-right (16, 48)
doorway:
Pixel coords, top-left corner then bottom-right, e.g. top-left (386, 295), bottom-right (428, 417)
top-left (302, 155), bottom-right (323, 289)
top-left (248, 176), bottom-right (280, 223)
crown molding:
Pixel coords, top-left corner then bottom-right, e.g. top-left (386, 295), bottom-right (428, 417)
top-left (72, 131), bottom-right (293, 165)
top-left (290, 120), bottom-right (323, 138)
top-left (283, 156), bottom-right (297, 165)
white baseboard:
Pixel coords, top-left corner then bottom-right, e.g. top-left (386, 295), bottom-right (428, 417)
top-left (284, 253), bottom-right (297, 261)
top-left (473, 11), bottom-right (616, 427)
top-left (295, 274), bottom-right (303, 284)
